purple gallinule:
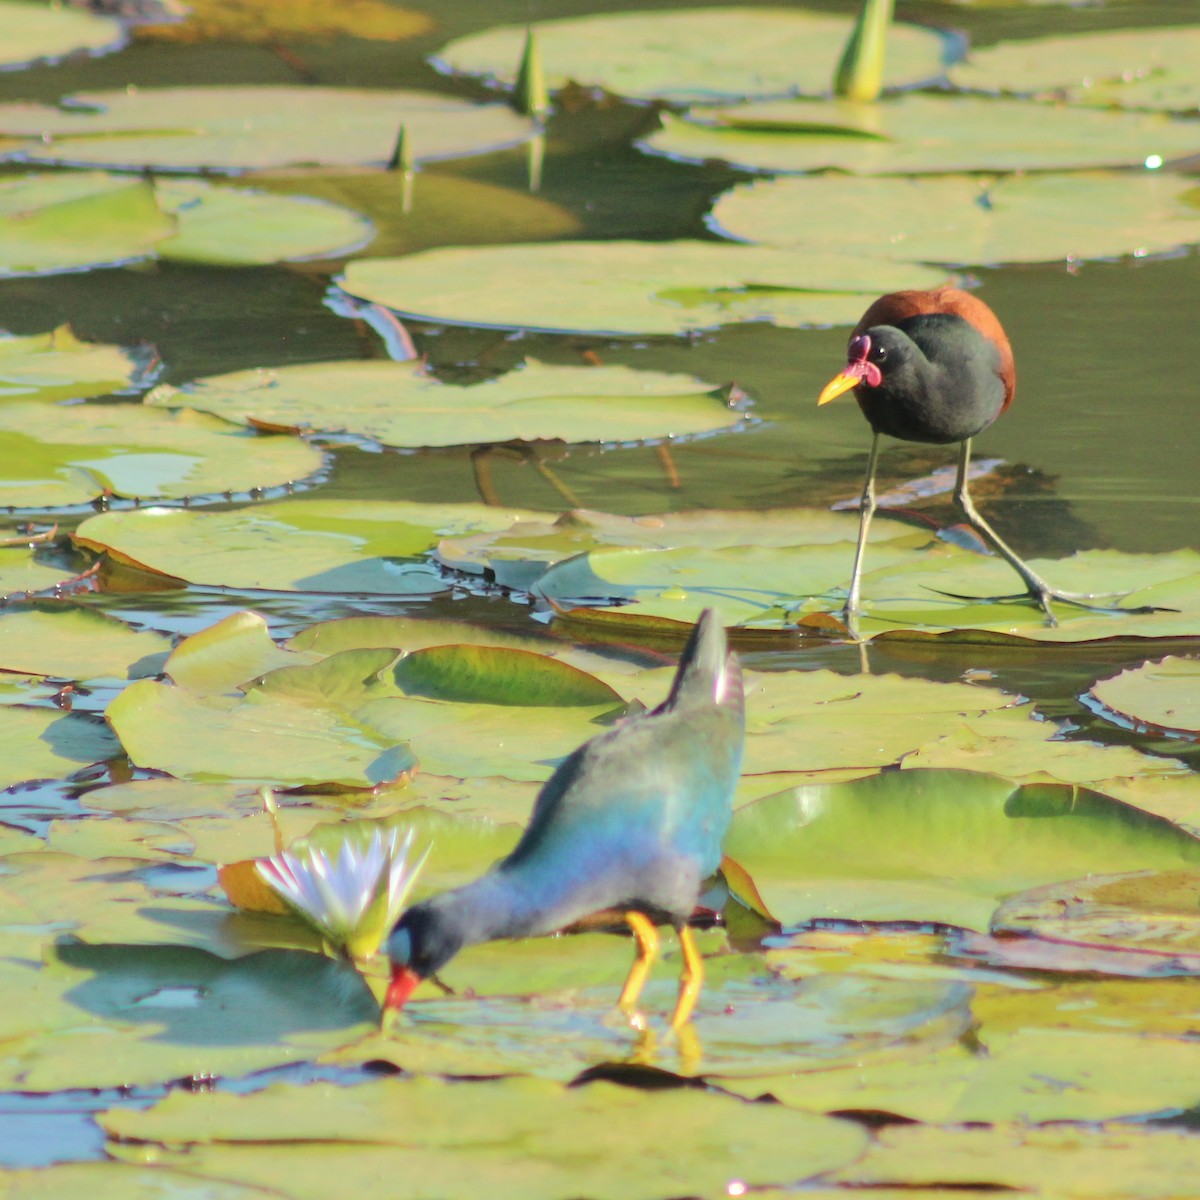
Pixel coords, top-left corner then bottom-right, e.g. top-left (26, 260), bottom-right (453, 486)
top-left (384, 608), bottom-right (744, 1029)
top-left (819, 287), bottom-right (1159, 630)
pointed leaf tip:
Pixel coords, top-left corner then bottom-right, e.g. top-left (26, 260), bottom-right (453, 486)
top-left (515, 27), bottom-right (550, 118)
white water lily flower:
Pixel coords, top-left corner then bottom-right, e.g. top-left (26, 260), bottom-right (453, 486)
top-left (256, 826), bottom-right (428, 959)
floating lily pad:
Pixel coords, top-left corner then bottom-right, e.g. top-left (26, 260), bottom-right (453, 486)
top-left (951, 26), bottom-right (1200, 113)
top-left (644, 94), bottom-right (1200, 175)
top-left (712, 171), bottom-right (1200, 266)
top-left (74, 499), bottom-right (544, 592)
top-left (0, 87), bottom-right (534, 173)
top-left (724, 770), bottom-right (1200, 931)
top-left (336, 241), bottom-right (949, 336)
top-left (435, 505), bottom-right (1200, 641)
top-left (0, 941), bottom-right (377, 1092)
top-left (437, 505), bottom-right (920, 594)
top-left (0, 173), bottom-right (174, 277)
top-left (831, 1123), bottom-right (1200, 1193)
top-left (1088, 656), bottom-right (1200, 736)
top-left (436, 8), bottom-right (952, 104)
top-left (0, 708), bottom-right (118, 789)
top-left (733, 1027), bottom-right (1200, 1124)
top-left (991, 867), bottom-right (1200, 963)
top-left (0, 327), bottom-right (142, 403)
top-left (136, 0), bottom-right (433, 45)
top-left (0, 0), bottom-right (124, 70)
top-left (0, 606), bottom-right (169, 682)
top-left (80, 778), bottom-right (266, 820)
top-left (0, 543), bottom-right (85, 601)
top-left (106, 671), bottom-right (418, 789)
top-left (153, 179), bottom-right (373, 265)
top-left (0, 403), bottom-right (322, 508)
top-left (0, 1163), bottom-right (272, 1200)
top-left (98, 1075), bottom-right (869, 1198)
top-left (145, 358), bottom-right (748, 448)
top-left (0, 172), bottom-right (375, 276)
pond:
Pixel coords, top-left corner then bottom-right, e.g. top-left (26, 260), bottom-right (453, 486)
top-left (1, 0), bottom-right (1200, 1194)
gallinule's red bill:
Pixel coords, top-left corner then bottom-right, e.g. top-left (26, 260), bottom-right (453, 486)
top-left (819, 287), bottom-right (1161, 630)
top-left (384, 608), bottom-right (744, 1030)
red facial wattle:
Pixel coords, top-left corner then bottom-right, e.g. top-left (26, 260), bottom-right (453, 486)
top-left (817, 334), bottom-right (882, 405)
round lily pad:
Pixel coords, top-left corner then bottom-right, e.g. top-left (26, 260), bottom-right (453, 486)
top-left (0, 172), bottom-right (375, 276)
top-left (0, 87), bottom-right (535, 173)
top-left (73, 499), bottom-right (544, 592)
top-left (0, 173), bottom-right (174, 277)
top-left (712, 171), bottom-right (1200, 266)
top-left (0, 0), bottom-right (124, 70)
top-left (0, 606), bottom-right (169, 682)
top-left (0, 326), bottom-right (143, 403)
top-left (0, 708), bottom-right (119, 789)
top-left (436, 8), bottom-right (952, 104)
top-left (951, 26), bottom-right (1200, 113)
top-left (154, 180), bottom-right (374, 265)
top-left (97, 1074), bottom-right (869, 1198)
top-left (0, 403), bottom-right (323, 508)
top-left (643, 94), bottom-right (1200, 175)
top-left (1087, 657), bottom-right (1200, 737)
top-left (725, 769), bottom-right (1200, 931)
top-left (146, 358), bottom-right (747, 448)
top-left (336, 241), bottom-right (949, 336)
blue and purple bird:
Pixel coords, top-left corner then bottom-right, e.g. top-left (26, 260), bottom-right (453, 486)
top-left (384, 608), bottom-right (745, 1028)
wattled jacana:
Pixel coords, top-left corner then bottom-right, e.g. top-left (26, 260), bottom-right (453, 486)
top-left (819, 287), bottom-right (1158, 630)
top-left (384, 609), bottom-right (745, 1030)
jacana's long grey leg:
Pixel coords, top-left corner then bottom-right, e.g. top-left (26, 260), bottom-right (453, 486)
top-left (840, 432), bottom-right (881, 633)
top-left (951, 439), bottom-right (1167, 625)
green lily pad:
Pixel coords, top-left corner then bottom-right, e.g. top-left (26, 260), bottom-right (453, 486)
top-left (712, 171), bottom-right (1200, 266)
top-left (163, 609), bottom-right (313, 695)
top-left (0, 850), bottom-right (229, 949)
top-left (154, 179), bottom-right (373, 265)
top-left (80, 778), bottom-right (277, 820)
top-left (0, 543), bottom-right (86, 601)
top-left (991, 867), bottom-right (1200, 962)
top-left (436, 8), bottom-right (951, 104)
top-left (145, 358), bottom-right (747, 448)
top-left (0, 708), bottom-right (118, 789)
top-left (831, 1123), bottom-right (1200, 1193)
top-left (0, 326), bottom-right (142, 403)
top-left (733, 1027), bottom-right (1200, 1124)
top-left (343, 934), bottom-right (970, 1080)
top-left (106, 673), bottom-right (418, 789)
top-left (46, 816), bottom-right (196, 861)
top-left (0, 1), bottom-right (123, 70)
top-left (0, 87), bottom-right (534, 173)
top-left (0, 172), bottom-right (374, 275)
top-left (0, 1163), bottom-right (269, 1200)
top-left (336, 241), bottom-right (949, 336)
top-left (98, 1075), bottom-right (869, 1198)
top-left (0, 941), bottom-right (377, 1092)
top-left (724, 770), bottom-right (1200, 931)
top-left (258, 646), bottom-right (625, 783)
top-left (1088, 656), bottom-right (1200, 736)
top-left (437, 505), bottom-right (921, 594)
top-left (644, 94), bottom-right (1200, 175)
top-left (951, 26), bottom-right (1200, 113)
top-left (0, 605), bottom-right (169, 682)
top-left (0, 403), bottom-right (322, 508)
top-left (74, 499), bottom-right (544, 592)
top-left (391, 644), bottom-right (623, 707)
top-left (0, 172), bottom-right (174, 277)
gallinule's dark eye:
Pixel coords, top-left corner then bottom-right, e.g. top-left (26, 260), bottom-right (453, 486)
top-left (872, 344), bottom-right (887, 362)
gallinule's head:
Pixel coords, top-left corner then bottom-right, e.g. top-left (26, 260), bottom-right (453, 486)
top-left (383, 901), bottom-right (464, 1011)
